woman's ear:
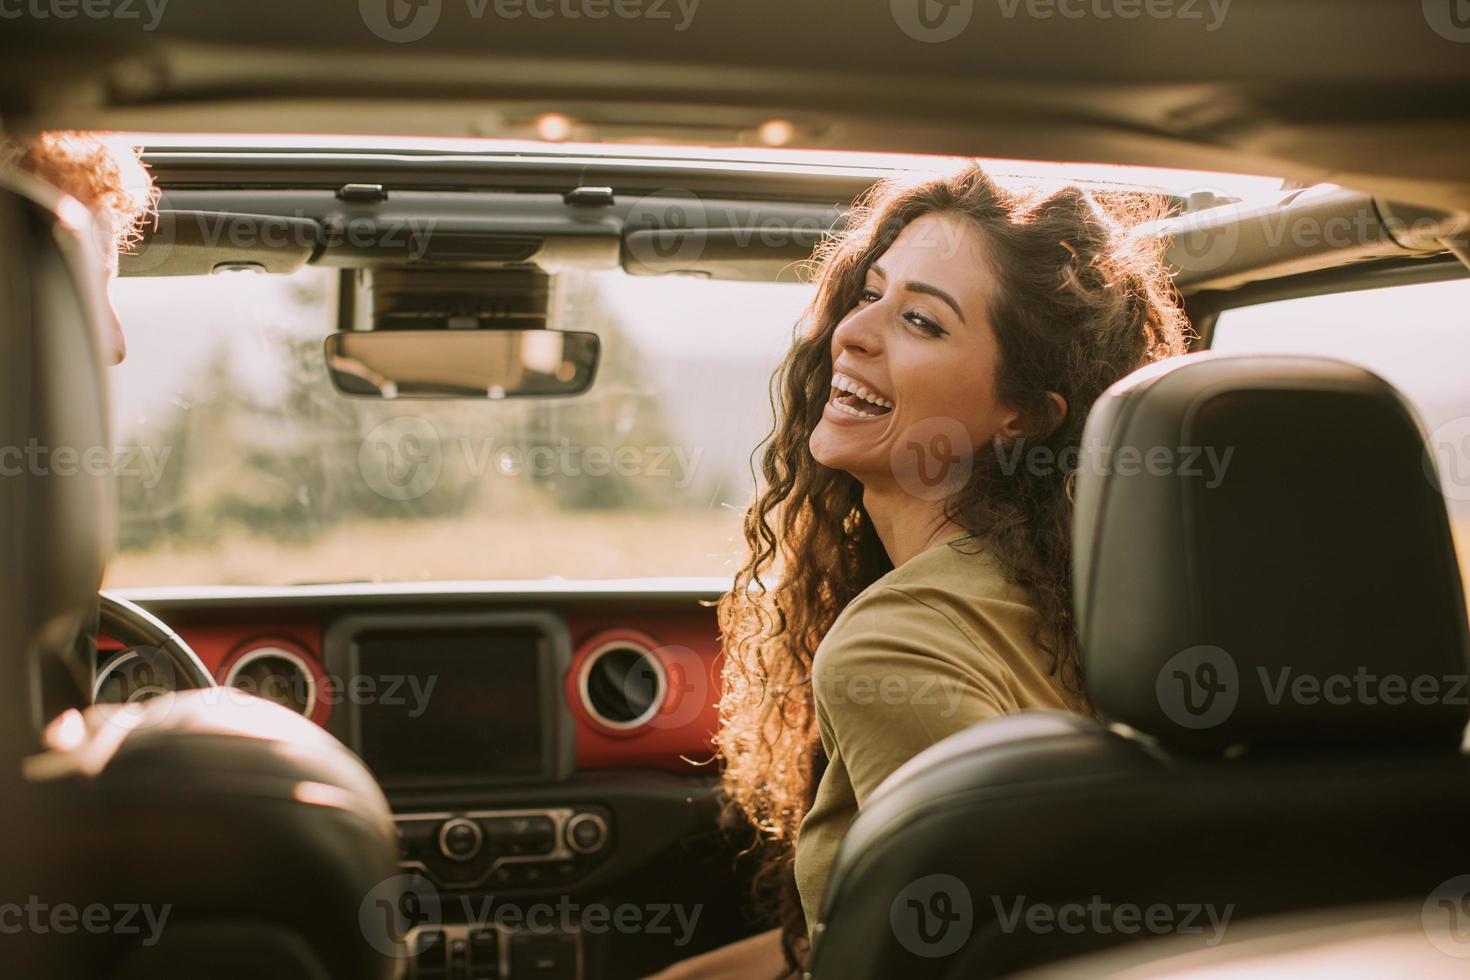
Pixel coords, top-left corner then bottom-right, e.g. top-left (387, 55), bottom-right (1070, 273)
top-left (997, 392), bottom-right (1068, 441)
top-left (1043, 392), bottom-right (1068, 435)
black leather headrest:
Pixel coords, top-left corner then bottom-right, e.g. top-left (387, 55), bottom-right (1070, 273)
top-left (1074, 353), bottom-right (1470, 751)
top-left (0, 173), bottom-right (114, 754)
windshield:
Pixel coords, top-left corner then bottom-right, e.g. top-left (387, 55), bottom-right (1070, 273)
top-left (104, 141), bottom-right (1294, 589)
top-left (105, 267), bottom-right (811, 587)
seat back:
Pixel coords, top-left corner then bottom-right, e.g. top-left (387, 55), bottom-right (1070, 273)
top-left (0, 168), bottom-right (402, 980)
top-left (807, 354), bottom-right (1470, 979)
top-left (0, 172), bottom-right (114, 760)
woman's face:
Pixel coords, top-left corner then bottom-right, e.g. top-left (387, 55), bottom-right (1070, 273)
top-left (91, 208), bottom-right (127, 365)
top-left (809, 212), bottom-right (1024, 492)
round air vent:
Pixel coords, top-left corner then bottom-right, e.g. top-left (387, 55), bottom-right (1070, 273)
top-left (577, 639), bottom-right (667, 731)
top-left (224, 645), bottom-right (317, 717)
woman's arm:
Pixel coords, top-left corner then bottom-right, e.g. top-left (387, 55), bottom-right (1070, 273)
top-left (642, 927), bottom-right (794, 980)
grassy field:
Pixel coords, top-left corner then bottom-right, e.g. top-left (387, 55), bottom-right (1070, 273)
top-left (105, 511), bottom-right (751, 587)
top-left (105, 513), bottom-right (1470, 598)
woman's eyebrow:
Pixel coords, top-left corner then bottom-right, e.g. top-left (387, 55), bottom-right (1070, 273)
top-left (903, 280), bottom-right (966, 323)
top-left (870, 263), bottom-right (967, 322)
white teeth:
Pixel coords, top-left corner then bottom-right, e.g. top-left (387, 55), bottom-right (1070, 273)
top-left (831, 372), bottom-right (893, 410)
top-left (831, 400), bottom-right (880, 419)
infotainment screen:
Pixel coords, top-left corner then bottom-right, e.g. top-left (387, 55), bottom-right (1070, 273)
top-left (326, 612), bottom-right (575, 790)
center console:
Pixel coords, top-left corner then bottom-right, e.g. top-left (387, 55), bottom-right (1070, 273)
top-left (326, 611), bottom-right (596, 978)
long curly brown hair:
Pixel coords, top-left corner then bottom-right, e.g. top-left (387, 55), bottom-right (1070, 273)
top-left (713, 163), bottom-right (1192, 973)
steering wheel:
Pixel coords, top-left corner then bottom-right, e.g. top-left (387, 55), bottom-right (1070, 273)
top-left (93, 592), bottom-right (216, 703)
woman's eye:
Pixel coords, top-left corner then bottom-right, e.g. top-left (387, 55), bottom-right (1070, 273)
top-left (905, 312), bottom-right (948, 338)
top-left (856, 287), bottom-right (880, 305)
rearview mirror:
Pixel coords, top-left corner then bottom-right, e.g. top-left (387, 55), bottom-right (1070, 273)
top-left (324, 329), bottom-right (600, 399)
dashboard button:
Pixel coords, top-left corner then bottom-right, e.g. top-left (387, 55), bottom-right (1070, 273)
top-left (439, 818), bottom-right (484, 862)
top-left (469, 928), bottom-right (499, 980)
top-left (397, 819), bottom-right (437, 857)
top-left (508, 933), bottom-right (577, 980)
top-left (413, 928), bottom-right (446, 975)
top-left (565, 813), bottom-right (608, 855)
top-left (486, 815), bottom-right (556, 856)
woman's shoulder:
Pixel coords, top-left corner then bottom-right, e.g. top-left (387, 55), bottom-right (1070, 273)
top-left (814, 534), bottom-right (1069, 700)
top-left (850, 534), bottom-right (1031, 620)
top-left (820, 538), bottom-right (1024, 658)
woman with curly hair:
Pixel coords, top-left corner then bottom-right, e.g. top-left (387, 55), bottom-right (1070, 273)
top-left (0, 130), bottom-right (156, 364)
top-left (652, 163), bottom-right (1190, 979)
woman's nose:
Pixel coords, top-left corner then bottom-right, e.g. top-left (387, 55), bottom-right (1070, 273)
top-left (832, 302), bottom-right (884, 357)
top-left (103, 290), bottom-right (127, 365)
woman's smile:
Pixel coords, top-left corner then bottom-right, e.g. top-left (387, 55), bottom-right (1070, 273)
top-left (826, 370), bottom-right (894, 421)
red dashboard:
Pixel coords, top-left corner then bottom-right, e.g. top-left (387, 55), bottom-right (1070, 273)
top-left (100, 611), bottom-right (723, 774)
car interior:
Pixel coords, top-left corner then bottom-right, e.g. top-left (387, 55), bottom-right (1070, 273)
top-left (2, 3), bottom-right (1470, 979)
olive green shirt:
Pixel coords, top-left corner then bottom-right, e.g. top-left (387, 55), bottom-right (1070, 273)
top-left (793, 533), bottom-right (1086, 938)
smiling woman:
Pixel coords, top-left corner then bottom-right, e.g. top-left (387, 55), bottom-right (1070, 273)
top-left (700, 163), bottom-right (1191, 977)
